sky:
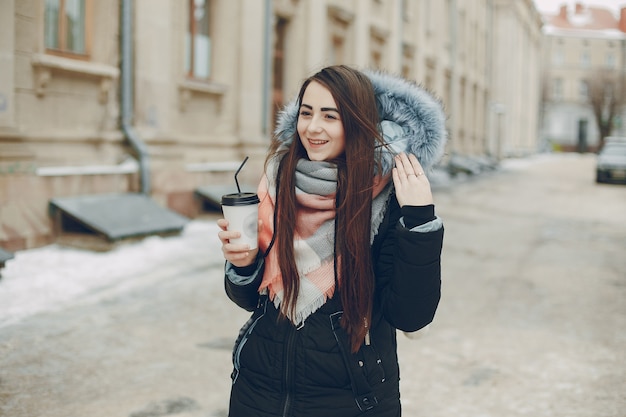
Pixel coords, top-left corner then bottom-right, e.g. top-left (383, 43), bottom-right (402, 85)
top-left (533, 0), bottom-right (626, 16)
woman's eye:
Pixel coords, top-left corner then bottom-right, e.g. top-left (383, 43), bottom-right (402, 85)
top-left (299, 110), bottom-right (311, 117)
top-left (325, 114), bottom-right (337, 120)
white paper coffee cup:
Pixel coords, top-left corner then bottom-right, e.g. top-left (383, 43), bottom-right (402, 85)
top-left (221, 192), bottom-right (260, 249)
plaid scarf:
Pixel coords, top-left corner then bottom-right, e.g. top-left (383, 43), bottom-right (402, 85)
top-left (257, 158), bottom-right (391, 326)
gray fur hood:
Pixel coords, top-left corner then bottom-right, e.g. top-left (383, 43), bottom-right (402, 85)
top-left (273, 69), bottom-right (448, 173)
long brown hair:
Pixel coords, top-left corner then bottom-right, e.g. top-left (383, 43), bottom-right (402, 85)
top-left (266, 65), bottom-right (384, 352)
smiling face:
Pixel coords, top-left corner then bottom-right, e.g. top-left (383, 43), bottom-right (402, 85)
top-left (297, 81), bottom-right (346, 162)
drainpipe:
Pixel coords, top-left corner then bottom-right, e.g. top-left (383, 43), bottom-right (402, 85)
top-left (448, 0), bottom-right (458, 156)
top-left (121, 0), bottom-right (150, 194)
top-left (486, 0), bottom-right (493, 156)
top-left (261, 0), bottom-right (273, 136)
top-left (398, 0), bottom-right (404, 72)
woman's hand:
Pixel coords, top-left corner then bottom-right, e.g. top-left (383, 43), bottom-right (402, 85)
top-left (217, 218), bottom-right (260, 267)
top-left (392, 153), bottom-right (433, 207)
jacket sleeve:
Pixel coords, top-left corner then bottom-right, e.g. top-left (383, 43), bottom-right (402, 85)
top-left (374, 197), bottom-right (444, 332)
top-left (224, 256), bottom-right (265, 312)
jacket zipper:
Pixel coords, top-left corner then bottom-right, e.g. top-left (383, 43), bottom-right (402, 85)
top-left (281, 325), bottom-right (297, 417)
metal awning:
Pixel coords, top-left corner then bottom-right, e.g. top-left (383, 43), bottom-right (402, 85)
top-left (49, 193), bottom-right (189, 241)
top-left (0, 247), bottom-right (14, 270)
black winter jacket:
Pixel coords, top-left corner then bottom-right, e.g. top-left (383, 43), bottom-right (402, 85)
top-left (224, 194), bottom-right (443, 417)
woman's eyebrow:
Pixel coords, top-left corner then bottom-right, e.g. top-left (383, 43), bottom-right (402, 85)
top-left (299, 103), bottom-right (339, 113)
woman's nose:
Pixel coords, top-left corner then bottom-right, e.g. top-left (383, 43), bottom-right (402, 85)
top-left (306, 116), bottom-right (323, 133)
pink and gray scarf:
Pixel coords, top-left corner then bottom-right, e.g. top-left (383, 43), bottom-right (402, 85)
top-left (257, 157), bottom-right (392, 326)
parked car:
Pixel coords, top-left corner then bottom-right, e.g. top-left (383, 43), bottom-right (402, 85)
top-left (596, 141), bottom-right (626, 184)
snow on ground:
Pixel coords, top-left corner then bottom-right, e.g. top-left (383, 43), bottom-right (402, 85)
top-left (0, 220), bottom-right (222, 329)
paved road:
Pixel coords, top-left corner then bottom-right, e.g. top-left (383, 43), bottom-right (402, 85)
top-left (0, 153), bottom-right (624, 417)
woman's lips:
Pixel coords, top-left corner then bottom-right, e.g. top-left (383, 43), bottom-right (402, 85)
top-left (308, 138), bottom-right (328, 145)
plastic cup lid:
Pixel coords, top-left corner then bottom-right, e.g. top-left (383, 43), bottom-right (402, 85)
top-left (221, 192), bottom-right (260, 206)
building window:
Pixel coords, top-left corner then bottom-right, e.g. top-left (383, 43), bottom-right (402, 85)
top-left (553, 46), bottom-right (564, 66)
top-left (604, 82), bottom-right (614, 101)
top-left (605, 53), bottom-right (615, 69)
top-left (553, 78), bottom-right (563, 101)
top-left (272, 17), bottom-right (288, 130)
top-left (402, 0), bottom-right (410, 22)
top-left (580, 50), bottom-right (591, 68)
top-left (329, 36), bottom-right (345, 65)
top-left (424, 0), bottom-right (433, 36)
top-left (371, 50), bottom-right (382, 69)
top-left (579, 80), bottom-right (588, 101)
top-left (327, 8), bottom-right (352, 65)
top-left (401, 44), bottom-right (414, 80)
top-left (44, 0), bottom-right (91, 57)
top-left (185, 0), bottom-right (212, 79)
top-left (370, 32), bottom-right (385, 70)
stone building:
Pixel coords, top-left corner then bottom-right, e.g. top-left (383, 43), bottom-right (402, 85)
top-left (0, 0), bottom-right (543, 251)
top-left (540, 3), bottom-right (626, 152)
top-left (491, 0), bottom-right (543, 157)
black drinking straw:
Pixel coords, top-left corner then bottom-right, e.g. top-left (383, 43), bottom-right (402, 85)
top-left (234, 156), bottom-right (249, 193)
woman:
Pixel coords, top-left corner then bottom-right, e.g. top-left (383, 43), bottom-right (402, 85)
top-left (217, 65), bottom-right (446, 417)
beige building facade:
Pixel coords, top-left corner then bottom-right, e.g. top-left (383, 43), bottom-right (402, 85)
top-left (491, 0), bottom-right (543, 157)
top-left (540, 4), bottom-right (626, 151)
top-left (0, 0), bottom-right (543, 251)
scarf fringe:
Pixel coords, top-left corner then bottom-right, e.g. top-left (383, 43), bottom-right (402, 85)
top-left (272, 289), bottom-right (328, 327)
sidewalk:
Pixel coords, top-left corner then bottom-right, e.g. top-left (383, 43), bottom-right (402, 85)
top-left (0, 217), bottom-right (224, 330)
top-left (0, 215), bottom-right (245, 417)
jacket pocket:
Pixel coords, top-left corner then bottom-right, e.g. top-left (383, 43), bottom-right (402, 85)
top-left (329, 312), bottom-right (387, 388)
top-left (329, 311), bottom-right (380, 412)
top-left (361, 341), bottom-right (386, 387)
top-left (231, 297), bottom-right (268, 384)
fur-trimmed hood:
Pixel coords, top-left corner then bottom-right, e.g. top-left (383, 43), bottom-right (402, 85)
top-left (273, 69), bottom-right (448, 173)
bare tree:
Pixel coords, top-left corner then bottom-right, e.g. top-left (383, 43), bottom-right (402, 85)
top-left (587, 68), bottom-right (625, 151)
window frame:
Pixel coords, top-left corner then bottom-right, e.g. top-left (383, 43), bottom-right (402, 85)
top-left (580, 50), bottom-right (591, 69)
top-left (552, 78), bottom-right (563, 101)
top-left (44, 0), bottom-right (93, 60)
top-left (186, 0), bottom-right (214, 81)
top-left (579, 79), bottom-right (588, 102)
top-left (605, 52), bottom-right (615, 69)
top-left (552, 46), bottom-right (564, 66)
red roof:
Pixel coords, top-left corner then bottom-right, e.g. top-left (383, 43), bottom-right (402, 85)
top-left (545, 3), bottom-right (623, 31)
